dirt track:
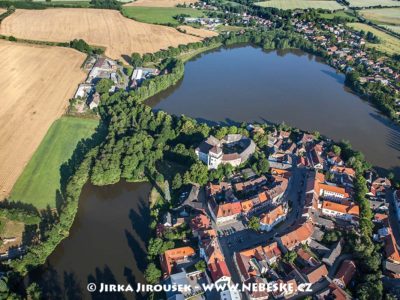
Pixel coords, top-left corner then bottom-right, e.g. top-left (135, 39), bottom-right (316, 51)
top-left (124, 0), bottom-right (198, 7)
top-left (0, 40), bottom-right (86, 199)
top-left (178, 25), bottom-right (219, 38)
top-left (0, 8), bottom-right (203, 59)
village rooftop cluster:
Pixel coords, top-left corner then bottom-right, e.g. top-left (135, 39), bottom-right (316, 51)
top-left (154, 126), bottom-right (399, 300)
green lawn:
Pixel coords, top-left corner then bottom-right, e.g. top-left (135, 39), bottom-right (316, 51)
top-left (121, 7), bottom-right (204, 26)
top-left (359, 7), bottom-right (400, 25)
top-left (10, 116), bottom-right (99, 209)
top-left (318, 10), bottom-right (357, 21)
top-left (256, 0), bottom-right (344, 11)
top-left (348, 22), bottom-right (400, 55)
top-left (347, 0), bottom-right (400, 8)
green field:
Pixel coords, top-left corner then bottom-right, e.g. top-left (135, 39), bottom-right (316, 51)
top-left (10, 117), bottom-right (99, 209)
top-left (384, 24), bottom-right (400, 33)
top-left (318, 10), bottom-right (357, 21)
top-left (360, 7), bottom-right (400, 24)
top-left (121, 7), bottom-right (204, 26)
top-left (347, 0), bottom-right (400, 8)
top-left (256, 0), bottom-right (344, 10)
top-left (348, 22), bottom-right (400, 55)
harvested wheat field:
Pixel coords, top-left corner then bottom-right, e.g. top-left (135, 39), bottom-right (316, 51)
top-left (178, 25), bottom-right (219, 38)
top-left (0, 40), bottom-right (86, 200)
top-left (125, 0), bottom-right (198, 7)
top-left (0, 8), bottom-right (203, 59)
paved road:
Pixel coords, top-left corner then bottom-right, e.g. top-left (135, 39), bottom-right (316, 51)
top-left (209, 166), bottom-right (308, 291)
top-left (387, 189), bottom-right (400, 244)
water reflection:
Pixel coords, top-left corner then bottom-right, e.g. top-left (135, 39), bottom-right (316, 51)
top-left (149, 45), bottom-right (400, 177)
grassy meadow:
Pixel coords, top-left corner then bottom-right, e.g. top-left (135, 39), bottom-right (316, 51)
top-left (360, 7), bottom-right (400, 25)
top-left (10, 117), bottom-right (99, 209)
top-left (347, 0), bottom-right (400, 7)
top-left (255, 0), bottom-right (344, 10)
top-left (318, 10), bottom-right (357, 21)
top-left (359, 7), bottom-right (400, 33)
top-left (121, 6), bottom-right (204, 25)
top-left (348, 22), bottom-right (400, 55)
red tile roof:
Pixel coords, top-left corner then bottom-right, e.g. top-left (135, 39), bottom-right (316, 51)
top-left (215, 201), bottom-right (242, 218)
top-left (385, 229), bottom-right (400, 264)
top-left (260, 205), bottom-right (285, 225)
top-left (305, 264), bottom-right (328, 284)
top-left (208, 259), bottom-right (231, 282)
top-left (190, 214), bottom-right (211, 232)
top-left (335, 260), bottom-right (356, 287)
top-left (322, 201), bottom-right (359, 216)
top-left (160, 247), bottom-right (196, 276)
top-left (279, 221), bottom-right (314, 250)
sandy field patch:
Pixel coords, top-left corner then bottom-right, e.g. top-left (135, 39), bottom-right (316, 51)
top-left (0, 40), bottom-right (86, 199)
top-left (0, 9), bottom-right (6, 14)
top-left (178, 25), bottom-right (219, 38)
top-left (124, 0), bottom-right (198, 7)
top-left (0, 8), bottom-right (203, 59)
top-left (0, 217), bottom-right (24, 254)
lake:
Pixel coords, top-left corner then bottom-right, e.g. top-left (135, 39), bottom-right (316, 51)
top-left (149, 46), bottom-right (400, 177)
top-left (37, 45), bottom-right (400, 298)
top-left (33, 181), bottom-right (152, 299)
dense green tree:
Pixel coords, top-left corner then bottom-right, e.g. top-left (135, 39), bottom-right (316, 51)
top-left (130, 53), bottom-right (143, 68)
top-left (172, 173), bottom-right (183, 190)
top-left (95, 78), bottom-right (113, 95)
top-left (27, 282), bottom-right (42, 300)
top-left (195, 260), bottom-right (206, 272)
top-left (248, 216), bottom-right (260, 232)
top-left (144, 263), bottom-right (161, 284)
top-left (283, 251), bottom-right (297, 264)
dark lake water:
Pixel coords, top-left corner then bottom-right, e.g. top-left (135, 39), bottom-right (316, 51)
top-left (149, 46), bottom-right (400, 177)
top-left (36, 45), bottom-right (400, 298)
top-left (35, 181), bottom-right (152, 299)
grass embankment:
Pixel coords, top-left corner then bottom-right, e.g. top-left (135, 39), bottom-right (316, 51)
top-left (10, 117), bottom-right (98, 209)
top-left (177, 42), bottom-right (222, 62)
top-left (359, 7), bottom-right (400, 33)
top-left (256, 0), bottom-right (344, 11)
top-left (348, 22), bottom-right (400, 55)
top-left (121, 6), bottom-right (204, 26)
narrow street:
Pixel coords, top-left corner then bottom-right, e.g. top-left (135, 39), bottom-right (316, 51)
top-left (208, 166), bottom-right (308, 291)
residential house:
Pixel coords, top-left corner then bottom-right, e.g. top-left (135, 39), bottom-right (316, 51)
top-left (384, 229), bottom-right (400, 265)
top-left (277, 221), bottom-right (314, 252)
top-left (333, 260), bottom-right (356, 288)
top-left (321, 201), bottom-right (359, 223)
top-left (89, 92), bottom-right (100, 110)
top-left (322, 240), bottom-right (342, 267)
top-left (74, 83), bottom-right (94, 99)
top-left (303, 264), bottom-right (328, 285)
top-left (369, 177), bottom-right (391, 197)
top-left (164, 270), bottom-right (208, 300)
top-left (318, 184), bottom-right (350, 202)
top-left (244, 277), bottom-right (269, 300)
top-left (234, 246), bottom-right (268, 281)
top-left (160, 247), bottom-right (196, 277)
top-left (259, 205), bottom-right (286, 232)
top-left (208, 199), bottom-right (241, 224)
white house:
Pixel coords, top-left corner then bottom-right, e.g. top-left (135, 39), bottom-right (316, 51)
top-left (260, 205), bottom-right (286, 232)
top-left (321, 201), bottom-right (359, 222)
top-left (74, 83), bottom-right (94, 99)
